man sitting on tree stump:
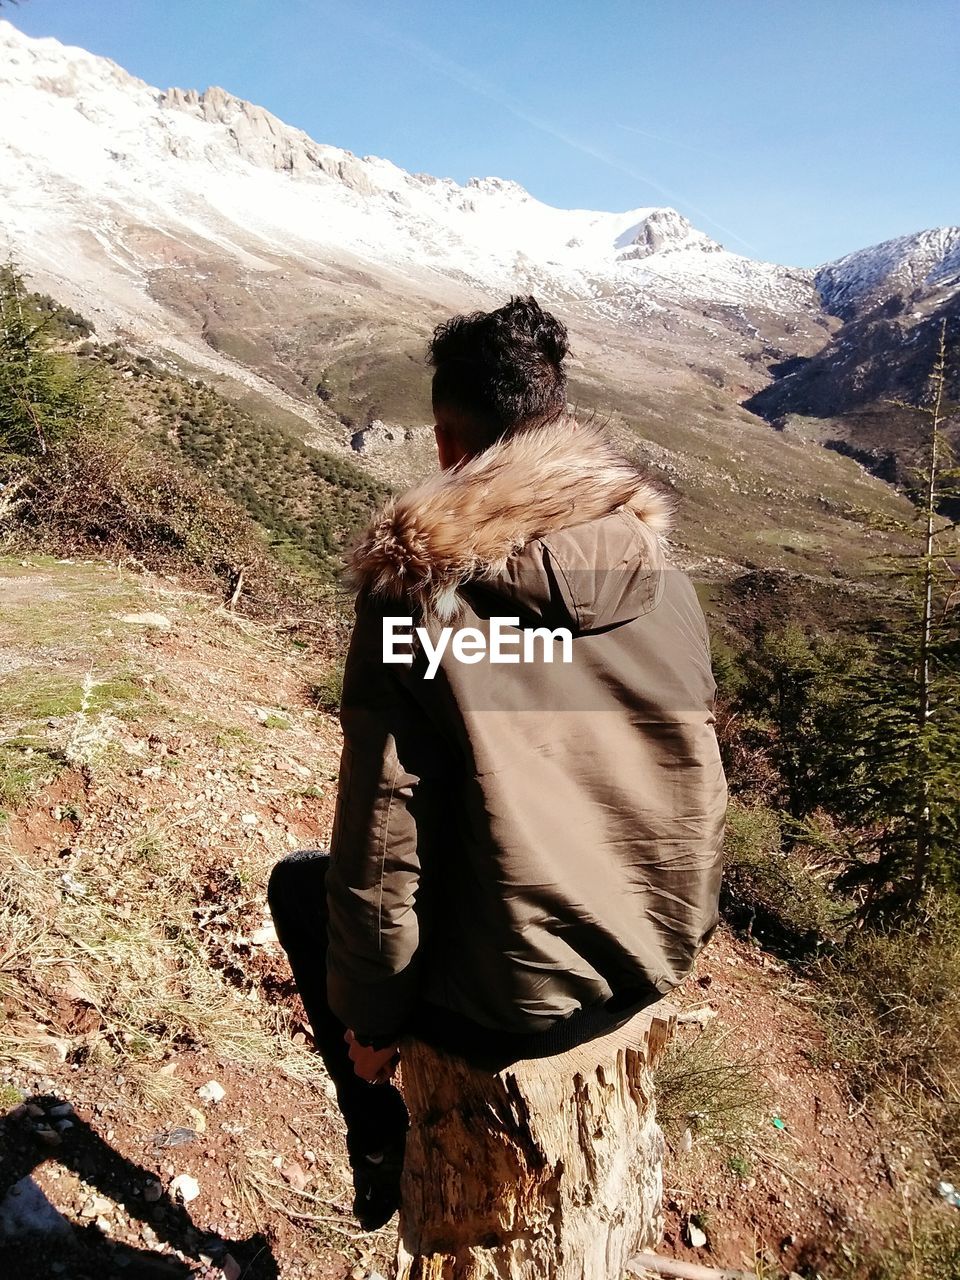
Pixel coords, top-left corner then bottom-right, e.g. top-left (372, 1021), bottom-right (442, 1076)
top-left (269, 296), bottom-right (727, 1232)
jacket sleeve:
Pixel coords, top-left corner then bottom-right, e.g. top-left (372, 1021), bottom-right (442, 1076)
top-left (325, 596), bottom-right (439, 1047)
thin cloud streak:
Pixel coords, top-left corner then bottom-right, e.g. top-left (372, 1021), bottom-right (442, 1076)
top-left (344, 10), bottom-right (759, 255)
top-left (616, 121), bottom-right (724, 161)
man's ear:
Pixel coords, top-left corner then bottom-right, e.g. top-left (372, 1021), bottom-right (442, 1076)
top-left (434, 422), bottom-right (471, 471)
top-left (433, 404), bottom-right (475, 470)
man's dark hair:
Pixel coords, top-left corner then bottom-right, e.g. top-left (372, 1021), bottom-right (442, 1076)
top-left (429, 296), bottom-right (569, 451)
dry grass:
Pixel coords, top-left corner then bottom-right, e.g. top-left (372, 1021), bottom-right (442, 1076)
top-left (817, 894), bottom-right (960, 1177)
top-left (0, 560), bottom-right (329, 1116)
top-left (654, 1023), bottom-right (769, 1158)
top-left (0, 829), bottom-right (316, 1114)
top-left (837, 1194), bottom-right (960, 1280)
top-left (0, 741), bottom-right (62, 820)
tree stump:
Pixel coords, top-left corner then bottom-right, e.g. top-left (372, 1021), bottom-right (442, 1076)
top-left (395, 1005), bottom-right (676, 1280)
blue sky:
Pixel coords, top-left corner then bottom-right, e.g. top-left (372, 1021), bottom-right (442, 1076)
top-left (10, 0), bottom-right (960, 265)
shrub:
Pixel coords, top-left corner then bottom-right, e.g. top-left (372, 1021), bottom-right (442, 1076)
top-left (735, 625), bottom-right (873, 820)
top-left (309, 656), bottom-right (346, 713)
top-left (0, 263), bottom-right (385, 617)
top-left (838, 1204), bottom-right (960, 1280)
top-left (721, 801), bottom-right (847, 956)
top-left (0, 265), bottom-right (100, 460)
top-left (654, 1023), bottom-right (766, 1151)
top-left (817, 893), bottom-right (960, 1174)
top-left (9, 429), bottom-right (300, 616)
top-left (134, 367), bottom-right (388, 575)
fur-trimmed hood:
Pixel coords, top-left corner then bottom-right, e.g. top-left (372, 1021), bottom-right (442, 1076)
top-left (349, 417), bottom-right (673, 620)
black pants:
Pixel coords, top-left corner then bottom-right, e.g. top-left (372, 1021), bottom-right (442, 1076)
top-left (269, 851), bottom-right (659, 1128)
top-left (267, 850), bottom-right (408, 1159)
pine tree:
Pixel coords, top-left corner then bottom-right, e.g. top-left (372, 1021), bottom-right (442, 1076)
top-left (737, 624), bottom-right (870, 823)
top-left (0, 263), bottom-right (101, 462)
top-left (839, 319), bottom-right (960, 912)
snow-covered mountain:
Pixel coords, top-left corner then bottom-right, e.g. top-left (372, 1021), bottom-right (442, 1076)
top-left (0, 18), bottom-right (814, 328)
top-left (1, 17), bottom-right (956, 504)
top-left (751, 229), bottom-right (960, 487)
top-left (816, 227), bottom-right (960, 321)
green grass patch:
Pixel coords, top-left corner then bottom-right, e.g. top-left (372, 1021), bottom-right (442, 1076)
top-left (0, 674), bottom-right (84, 720)
top-left (0, 741), bottom-right (62, 812)
top-left (90, 674), bottom-right (147, 717)
top-left (0, 1081), bottom-right (23, 1110)
top-left (261, 714), bottom-right (291, 730)
top-left (721, 801), bottom-right (847, 956)
top-left (308, 655), bottom-right (345, 713)
top-left (0, 672), bottom-right (146, 723)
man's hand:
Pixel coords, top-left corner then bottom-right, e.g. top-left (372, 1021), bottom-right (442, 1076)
top-left (344, 1029), bottom-right (400, 1084)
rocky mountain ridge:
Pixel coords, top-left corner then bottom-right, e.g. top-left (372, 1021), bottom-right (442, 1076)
top-left (3, 18), bottom-right (957, 342)
top-left (0, 19), bottom-right (817, 332)
top-left (816, 226), bottom-right (960, 322)
top-left (750, 228), bottom-right (960, 486)
top-left (1, 17), bottom-right (957, 530)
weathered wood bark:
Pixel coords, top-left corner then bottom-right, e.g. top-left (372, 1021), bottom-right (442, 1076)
top-left (396, 1005), bottom-right (676, 1280)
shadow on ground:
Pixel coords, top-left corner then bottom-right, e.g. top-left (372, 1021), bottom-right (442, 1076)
top-left (0, 1094), bottom-right (279, 1279)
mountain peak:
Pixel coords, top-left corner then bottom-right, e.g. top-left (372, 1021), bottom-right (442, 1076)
top-left (0, 16), bottom-right (148, 97)
top-left (0, 17), bottom-right (823, 325)
top-left (159, 82), bottom-right (370, 181)
top-left (615, 208), bottom-right (722, 260)
top-left (465, 176), bottom-right (532, 199)
top-left (816, 226), bottom-right (960, 319)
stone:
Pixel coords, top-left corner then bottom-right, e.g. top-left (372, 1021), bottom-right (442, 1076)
top-left (143, 1180), bottom-right (163, 1203)
top-left (686, 1220), bottom-right (708, 1248)
top-left (185, 1106), bottom-right (206, 1135)
top-left (677, 1007), bottom-right (718, 1026)
top-left (280, 1161), bottom-right (309, 1193)
top-left (81, 1194), bottom-right (113, 1218)
top-left (350, 421), bottom-right (414, 455)
top-left (197, 1081), bottom-right (226, 1105)
top-left (170, 1174), bottom-right (200, 1204)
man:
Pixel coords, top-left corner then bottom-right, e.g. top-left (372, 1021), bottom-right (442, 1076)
top-left (269, 296), bottom-right (726, 1230)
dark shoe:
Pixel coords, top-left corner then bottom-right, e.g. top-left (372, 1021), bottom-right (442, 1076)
top-left (350, 1135), bottom-right (405, 1231)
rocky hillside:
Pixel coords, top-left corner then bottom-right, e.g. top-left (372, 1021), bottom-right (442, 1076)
top-left (0, 14), bottom-right (834, 479)
top-left (816, 227), bottom-right (960, 321)
top-left (747, 230), bottom-right (960, 486)
top-left (0, 19), bottom-right (819, 330)
top-left (2, 19), bottom-right (957, 525)
top-left (0, 556), bottom-right (941, 1280)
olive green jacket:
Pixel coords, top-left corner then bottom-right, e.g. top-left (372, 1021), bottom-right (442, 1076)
top-left (326, 419), bottom-right (726, 1045)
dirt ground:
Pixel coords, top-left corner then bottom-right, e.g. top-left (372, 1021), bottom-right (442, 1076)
top-left (660, 929), bottom-right (908, 1277)
top-left (0, 559), bottom-right (926, 1278)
